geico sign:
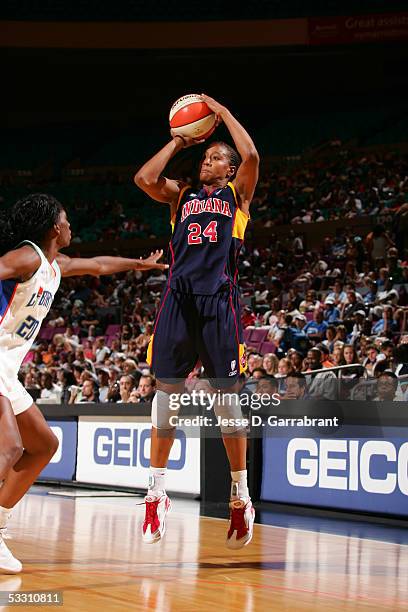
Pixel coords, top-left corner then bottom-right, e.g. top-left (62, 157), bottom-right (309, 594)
top-left (93, 427), bottom-right (186, 470)
top-left (287, 438), bottom-right (408, 495)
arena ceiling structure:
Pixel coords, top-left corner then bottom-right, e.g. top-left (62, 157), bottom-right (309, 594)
top-left (1, 1), bottom-right (408, 131)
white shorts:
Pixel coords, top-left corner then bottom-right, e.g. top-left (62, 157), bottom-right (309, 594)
top-left (0, 372), bottom-right (34, 416)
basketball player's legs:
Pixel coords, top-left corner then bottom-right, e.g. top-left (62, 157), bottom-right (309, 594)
top-left (0, 402), bottom-right (58, 573)
top-left (0, 398), bottom-right (23, 482)
top-left (197, 288), bottom-right (255, 548)
top-left (150, 379), bottom-right (185, 469)
top-left (143, 289), bottom-right (196, 543)
top-left (0, 404), bottom-right (58, 509)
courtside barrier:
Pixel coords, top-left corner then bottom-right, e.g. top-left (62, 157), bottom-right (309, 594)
top-left (37, 399), bottom-right (408, 517)
top-left (37, 404), bottom-right (200, 496)
top-left (252, 399), bottom-right (408, 518)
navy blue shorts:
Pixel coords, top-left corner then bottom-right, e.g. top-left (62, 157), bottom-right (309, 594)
top-left (147, 285), bottom-right (247, 386)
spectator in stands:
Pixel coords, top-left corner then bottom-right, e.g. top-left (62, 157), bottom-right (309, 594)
top-left (73, 347), bottom-right (94, 371)
top-left (374, 371), bottom-right (399, 401)
top-left (366, 224), bottom-right (394, 266)
top-left (303, 309), bottom-right (328, 343)
top-left (247, 353), bottom-right (263, 376)
top-left (262, 353), bottom-right (278, 376)
top-left (326, 280), bottom-right (347, 306)
top-left (134, 322), bottom-right (153, 359)
top-left (256, 376), bottom-right (279, 398)
top-left (63, 325), bottom-right (79, 347)
top-left (341, 290), bottom-right (362, 321)
top-left (277, 358), bottom-right (293, 377)
top-left (323, 297), bottom-right (340, 324)
top-left (339, 344), bottom-right (360, 367)
top-left (364, 279), bottom-right (378, 305)
top-left (284, 373), bottom-right (308, 400)
top-left (122, 358), bottom-right (141, 379)
top-left (241, 305), bottom-right (256, 328)
top-left (77, 379), bottom-right (99, 403)
top-left (109, 338), bottom-right (123, 360)
top-left (24, 371), bottom-right (40, 392)
top-left (306, 348), bottom-right (337, 400)
top-left (316, 344), bottom-right (334, 368)
top-left (363, 345), bottom-right (380, 376)
top-left (135, 374), bottom-right (156, 403)
top-left (97, 368), bottom-right (110, 402)
top-left (322, 325), bottom-right (337, 353)
top-left (379, 340), bottom-right (394, 364)
top-left (118, 374), bottom-right (136, 403)
top-left (334, 325), bottom-right (348, 344)
top-left (252, 367), bottom-right (267, 380)
top-left (94, 336), bottom-right (111, 363)
top-left (267, 310), bottom-right (287, 345)
top-left (39, 371), bottom-right (60, 401)
top-left (287, 349), bottom-right (303, 372)
top-left (299, 289), bottom-right (321, 313)
top-left (59, 369), bottom-right (77, 404)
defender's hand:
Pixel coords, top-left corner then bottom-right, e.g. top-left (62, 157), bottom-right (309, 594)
top-left (136, 249), bottom-right (169, 270)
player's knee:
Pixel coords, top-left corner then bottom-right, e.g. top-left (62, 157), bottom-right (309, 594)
top-left (151, 389), bottom-right (180, 430)
top-left (213, 392), bottom-right (245, 434)
top-left (2, 442), bottom-right (23, 468)
top-left (46, 430), bottom-right (59, 457)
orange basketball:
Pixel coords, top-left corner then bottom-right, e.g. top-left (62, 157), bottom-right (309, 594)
top-left (169, 94), bottom-right (216, 140)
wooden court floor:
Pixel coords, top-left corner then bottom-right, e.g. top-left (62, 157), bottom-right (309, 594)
top-left (0, 488), bottom-right (407, 611)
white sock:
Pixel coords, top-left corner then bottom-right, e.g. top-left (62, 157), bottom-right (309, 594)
top-left (148, 467), bottom-right (167, 497)
top-left (0, 505), bottom-right (12, 529)
top-left (230, 470), bottom-right (249, 500)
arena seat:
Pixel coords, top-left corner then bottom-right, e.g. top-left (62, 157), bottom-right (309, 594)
top-left (105, 324), bottom-right (121, 336)
top-left (248, 328), bottom-right (269, 344)
top-left (259, 341), bottom-right (277, 355)
top-left (38, 327), bottom-right (55, 341)
top-left (242, 328), bottom-right (252, 343)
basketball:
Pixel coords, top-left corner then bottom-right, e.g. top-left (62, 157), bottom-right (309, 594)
top-left (169, 93), bottom-right (216, 140)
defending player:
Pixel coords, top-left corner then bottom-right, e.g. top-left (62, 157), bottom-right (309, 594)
top-left (134, 94), bottom-right (259, 548)
top-left (0, 193), bottom-right (168, 573)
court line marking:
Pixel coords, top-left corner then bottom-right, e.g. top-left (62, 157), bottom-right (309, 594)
top-left (196, 513), bottom-right (408, 547)
top-left (24, 567), bottom-right (408, 608)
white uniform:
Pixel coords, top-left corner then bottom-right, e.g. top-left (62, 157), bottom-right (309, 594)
top-left (0, 241), bottom-right (61, 415)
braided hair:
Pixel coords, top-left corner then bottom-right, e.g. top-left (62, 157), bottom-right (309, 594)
top-left (0, 193), bottom-right (63, 256)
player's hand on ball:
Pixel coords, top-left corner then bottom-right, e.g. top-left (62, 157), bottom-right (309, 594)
top-left (137, 249), bottom-right (169, 270)
top-left (200, 94), bottom-right (225, 126)
top-left (170, 129), bottom-right (205, 148)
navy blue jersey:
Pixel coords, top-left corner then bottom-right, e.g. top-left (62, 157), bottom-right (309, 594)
top-left (167, 182), bottom-right (249, 294)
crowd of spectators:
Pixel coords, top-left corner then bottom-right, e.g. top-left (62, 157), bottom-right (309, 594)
top-left (2, 150), bottom-right (407, 246)
top-left (13, 148), bottom-right (408, 405)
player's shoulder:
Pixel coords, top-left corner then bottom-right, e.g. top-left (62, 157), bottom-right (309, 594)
top-left (12, 244), bottom-right (42, 267)
top-left (0, 244), bottom-right (42, 281)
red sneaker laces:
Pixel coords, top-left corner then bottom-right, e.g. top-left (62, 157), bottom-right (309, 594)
top-left (145, 499), bottom-right (159, 524)
top-left (228, 505), bottom-right (248, 539)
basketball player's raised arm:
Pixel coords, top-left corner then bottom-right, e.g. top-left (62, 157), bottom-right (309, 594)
top-left (0, 246), bottom-right (41, 280)
top-left (201, 94), bottom-right (259, 213)
top-left (134, 133), bottom-right (202, 204)
top-left (56, 250), bottom-right (168, 277)
top-left (134, 139), bottom-right (182, 204)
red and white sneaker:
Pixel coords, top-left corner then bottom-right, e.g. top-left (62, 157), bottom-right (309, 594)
top-left (142, 494), bottom-right (171, 544)
top-left (226, 498), bottom-right (255, 549)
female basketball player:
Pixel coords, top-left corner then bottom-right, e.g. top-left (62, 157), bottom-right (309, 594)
top-left (134, 94), bottom-right (259, 548)
top-left (0, 194), bottom-right (168, 573)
